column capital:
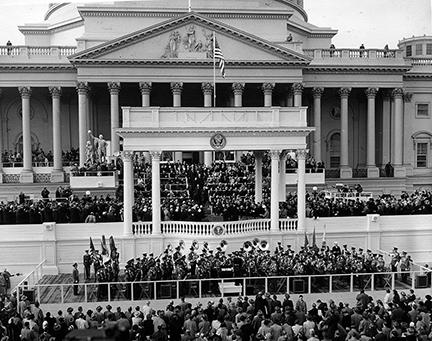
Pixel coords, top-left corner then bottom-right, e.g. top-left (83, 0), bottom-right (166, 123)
top-left (18, 86), bottom-right (32, 99)
top-left (365, 87), bottom-right (379, 98)
top-left (121, 151), bottom-right (134, 162)
top-left (49, 86), bottom-right (62, 98)
top-left (232, 82), bottom-right (245, 95)
top-left (280, 150), bottom-right (289, 159)
top-left (150, 151), bottom-right (162, 160)
top-left (170, 82), bottom-right (183, 94)
top-left (312, 87), bottom-right (324, 98)
top-left (201, 82), bottom-right (214, 95)
top-left (139, 82), bottom-right (152, 94)
top-left (107, 81), bottom-right (121, 94)
top-left (269, 150), bottom-right (282, 160)
top-left (391, 88), bottom-right (404, 99)
top-left (403, 92), bottom-right (413, 103)
top-left (261, 82), bottom-right (275, 94)
top-left (338, 87), bottom-right (352, 98)
top-left (296, 149), bottom-right (308, 160)
top-left (76, 82), bottom-right (90, 95)
top-left (292, 82), bottom-right (304, 94)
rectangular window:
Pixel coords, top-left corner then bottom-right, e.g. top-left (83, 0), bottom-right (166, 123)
top-left (416, 103), bottom-right (430, 117)
top-left (416, 44), bottom-right (423, 55)
top-left (406, 45), bottom-right (412, 57)
top-left (427, 43), bottom-right (432, 55)
top-left (416, 143), bottom-right (428, 168)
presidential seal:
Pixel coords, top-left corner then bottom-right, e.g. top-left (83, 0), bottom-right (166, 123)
top-left (210, 133), bottom-right (226, 150)
top-left (213, 224), bottom-right (225, 236)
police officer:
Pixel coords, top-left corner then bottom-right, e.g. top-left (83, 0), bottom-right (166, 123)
top-left (83, 250), bottom-right (92, 281)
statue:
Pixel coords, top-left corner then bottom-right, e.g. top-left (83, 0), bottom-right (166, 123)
top-left (184, 24), bottom-right (196, 52)
top-left (88, 130), bottom-right (107, 163)
top-left (162, 31), bottom-right (181, 58)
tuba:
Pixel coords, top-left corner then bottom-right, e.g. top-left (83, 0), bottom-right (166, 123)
top-left (244, 241), bottom-right (253, 252)
top-left (252, 237), bottom-right (260, 248)
top-left (259, 240), bottom-right (269, 251)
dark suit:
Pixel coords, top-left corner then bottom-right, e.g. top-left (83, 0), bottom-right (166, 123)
top-left (73, 266), bottom-right (79, 295)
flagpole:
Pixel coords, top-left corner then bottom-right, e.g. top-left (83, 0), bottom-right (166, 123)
top-left (188, 0), bottom-right (191, 12)
top-left (213, 31), bottom-right (216, 107)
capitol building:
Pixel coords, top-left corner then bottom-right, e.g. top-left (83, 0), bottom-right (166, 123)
top-left (0, 0), bottom-right (430, 187)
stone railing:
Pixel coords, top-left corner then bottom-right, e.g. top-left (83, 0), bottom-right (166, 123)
top-left (0, 45), bottom-right (77, 58)
top-left (132, 219), bottom-right (297, 236)
top-left (303, 48), bottom-right (403, 59)
top-left (410, 58), bottom-right (432, 65)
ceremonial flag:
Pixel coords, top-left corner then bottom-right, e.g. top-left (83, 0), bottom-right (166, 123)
top-left (304, 230), bottom-right (309, 247)
top-left (312, 226), bottom-right (317, 248)
top-left (89, 237), bottom-right (95, 253)
top-left (322, 224), bottom-right (327, 246)
top-left (101, 235), bottom-right (109, 256)
top-left (213, 33), bottom-right (226, 78)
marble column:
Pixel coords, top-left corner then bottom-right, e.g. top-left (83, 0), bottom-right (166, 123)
top-left (18, 86), bottom-right (33, 183)
top-left (122, 151), bottom-right (134, 236)
top-left (287, 87), bottom-right (294, 107)
top-left (254, 151), bottom-right (263, 204)
top-left (338, 87), bottom-right (352, 178)
top-left (151, 151), bottom-right (162, 235)
top-left (202, 82), bottom-right (214, 166)
top-left (279, 151), bottom-right (287, 201)
top-left (270, 150), bottom-right (281, 232)
top-left (171, 82), bottom-right (183, 108)
top-left (76, 82), bottom-right (90, 167)
top-left (171, 83), bottom-right (183, 162)
top-left (292, 83), bottom-right (303, 107)
top-left (262, 83), bottom-right (275, 107)
top-left (108, 82), bottom-right (121, 157)
top-left (232, 82), bottom-right (245, 108)
top-left (0, 90), bottom-right (3, 183)
top-left (381, 91), bottom-right (392, 165)
top-left (366, 88), bottom-right (379, 178)
top-left (139, 82), bottom-right (152, 107)
top-left (312, 87), bottom-right (324, 162)
top-left (392, 88), bottom-right (406, 177)
top-left (49, 86), bottom-right (64, 182)
top-left (296, 149), bottom-right (307, 232)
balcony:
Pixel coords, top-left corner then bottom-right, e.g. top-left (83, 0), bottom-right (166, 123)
top-left (122, 106), bottom-right (308, 129)
top-left (285, 168), bottom-right (325, 185)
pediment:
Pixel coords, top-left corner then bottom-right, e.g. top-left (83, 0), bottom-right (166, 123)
top-left (69, 12), bottom-right (311, 66)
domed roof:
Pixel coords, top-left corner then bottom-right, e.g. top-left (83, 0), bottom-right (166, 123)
top-left (44, 3), bottom-right (81, 24)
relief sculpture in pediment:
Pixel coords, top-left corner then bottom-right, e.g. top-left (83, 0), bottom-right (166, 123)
top-left (162, 25), bottom-right (214, 59)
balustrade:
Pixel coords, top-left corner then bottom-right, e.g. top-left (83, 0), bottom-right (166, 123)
top-left (303, 48), bottom-right (400, 59)
top-left (0, 45), bottom-right (77, 57)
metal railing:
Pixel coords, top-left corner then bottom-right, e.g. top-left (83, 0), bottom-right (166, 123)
top-left (19, 269), bottom-right (431, 305)
top-left (13, 259), bottom-right (46, 294)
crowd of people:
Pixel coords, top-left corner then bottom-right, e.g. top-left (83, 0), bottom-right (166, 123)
top-left (1, 283), bottom-right (432, 340)
top-left (1, 148), bottom-right (79, 167)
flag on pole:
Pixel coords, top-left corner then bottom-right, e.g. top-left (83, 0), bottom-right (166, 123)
top-left (304, 230), bottom-right (309, 248)
top-left (213, 34), bottom-right (226, 78)
top-left (312, 226), bottom-right (317, 248)
top-left (101, 235), bottom-right (109, 256)
top-left (89, 237), bottom-right (95, 253)
top-left (322, 224), bottom-right (327, 246)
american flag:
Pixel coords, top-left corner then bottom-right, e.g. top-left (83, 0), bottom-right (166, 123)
top-left (213, 36), bottom-right (226, 78)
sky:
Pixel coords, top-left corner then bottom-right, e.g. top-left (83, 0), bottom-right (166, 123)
top-left (0, 0), bottom-right (430, 48)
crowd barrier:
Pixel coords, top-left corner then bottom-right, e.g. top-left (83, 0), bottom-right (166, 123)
top-left (17, 270), bottom-right (431, 306)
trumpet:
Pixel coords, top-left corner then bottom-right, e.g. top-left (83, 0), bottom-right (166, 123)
top-left (244, 241), bottom-right (253, 252)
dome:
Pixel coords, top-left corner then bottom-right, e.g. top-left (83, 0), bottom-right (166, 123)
top-left (44, 3), bottom-right (81, 24)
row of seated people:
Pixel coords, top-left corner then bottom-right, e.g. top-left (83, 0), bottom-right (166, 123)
top-left (2, 285), bottom-right (432, 341)
top-left (1, 148), bottom-right (79, 166)
top-left (1, 186), bottom-right (432, 224)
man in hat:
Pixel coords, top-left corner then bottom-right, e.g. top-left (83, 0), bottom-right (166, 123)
top-left (72, 263), bottom-right (79, 295)
top-left (83, 250), bottom-right (92, 281)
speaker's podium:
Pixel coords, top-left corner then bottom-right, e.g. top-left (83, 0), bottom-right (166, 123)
top-left (415, 275), bottom-right (428, 288)
top-left (218, 281), bottom-right (242, 296)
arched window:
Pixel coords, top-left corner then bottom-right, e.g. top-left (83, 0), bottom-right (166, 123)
top-left (328, 132), bottom-right (340, 168)
top-left (14, 133), bottom-right (39, 154)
